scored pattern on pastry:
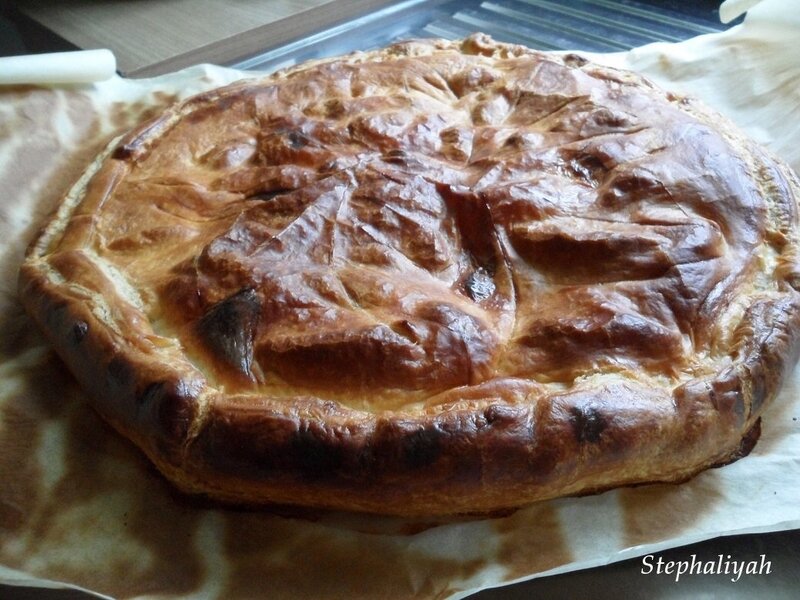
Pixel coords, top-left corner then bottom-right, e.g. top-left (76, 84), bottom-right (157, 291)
top-left (20, 35), bottom-right (800, 515)
top-left (73, 36), bottom-right (774, 407)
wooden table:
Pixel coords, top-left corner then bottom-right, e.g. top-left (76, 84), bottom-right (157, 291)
top-left (18, 0), bottom-right (399, 77)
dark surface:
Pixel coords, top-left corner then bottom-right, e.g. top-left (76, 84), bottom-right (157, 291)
top-left (0, 2), bottom-right (75, 57)
top-left (1, 1), bottom-right (796, 599)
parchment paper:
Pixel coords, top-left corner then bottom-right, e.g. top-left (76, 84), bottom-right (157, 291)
top-left (1, 1), bottom-right (798, 597)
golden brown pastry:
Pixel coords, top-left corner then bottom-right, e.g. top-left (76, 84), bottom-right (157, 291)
top-left (18, 35), bottom-right (800, 516)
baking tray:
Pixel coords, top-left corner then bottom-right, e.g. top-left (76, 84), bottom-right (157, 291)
top-left (233, 0), bottom-right (738, 72)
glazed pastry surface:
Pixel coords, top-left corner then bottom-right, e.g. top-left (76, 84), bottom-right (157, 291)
top-left (19, 35), bottom-right (800, 515)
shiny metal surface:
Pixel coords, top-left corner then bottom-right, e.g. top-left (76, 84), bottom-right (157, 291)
top-left (234, 0), bottom-right (738, 72)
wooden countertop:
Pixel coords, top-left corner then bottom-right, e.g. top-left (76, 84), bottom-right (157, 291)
top-left (19, 0), bottom-right (399, 77)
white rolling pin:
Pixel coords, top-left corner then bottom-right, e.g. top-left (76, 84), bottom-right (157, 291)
top-left (0, 49), bottom-right (117, 85)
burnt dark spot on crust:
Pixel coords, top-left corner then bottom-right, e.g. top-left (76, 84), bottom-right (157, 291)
top-left (403, 427), bottom-right (444, 468)
top-left (154, 379), bottom-right (198, 442)
top-left (483, 407), bottom-right (499, 425)
top-left (738, 418), bottom-right (762, 458)
top-left (292, 426), bottom-right (344, 479)
top-left (563, 151), bottom-right (607, 187)
top-left (287, 130), bottom-right (310, 149)
top-left (70, 320), bottom-right (89, 344)
top-left (250, 189), bottom-right (290, 202)
top-left (355, 444), bottom-right (378, 477)
top-left (483, 405), bottom-right (518, 425)
top-left (464, 268), bottom-right (496, 302)
top-left (108, 356), bottom-right (133, 388)
top-left (709, 367), bottom-right (746, 424)
top-left (324, 98), bottom-right (345, 118)
top-left (383, 149), bottom-right (408, 165)
top-left (131, 379), bottom-right (199, 443)
top-left (563, 53), bottom-right (588, 68)
top-left (196, 288), bottom-right (261, 379)
top-left (569, 404), bottom-right (606, 443)
top-left (137, 381), bottom-right (165, 407)
top-left (112, 116), bottom-right (166, 160)
top-left (713, 419), bottom-right (762, 467)
top-left (112, 143), bottom-right (135, 160)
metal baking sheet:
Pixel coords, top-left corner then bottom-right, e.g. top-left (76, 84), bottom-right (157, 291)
top-left (233, 0), bottom-right (739, 73)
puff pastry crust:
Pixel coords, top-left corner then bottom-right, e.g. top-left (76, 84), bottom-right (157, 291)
top-left (19, 35), bottom-right (800, 515)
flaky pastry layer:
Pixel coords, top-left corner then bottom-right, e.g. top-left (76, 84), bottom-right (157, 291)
top-left (19, 35), bottom-right (800, 515)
